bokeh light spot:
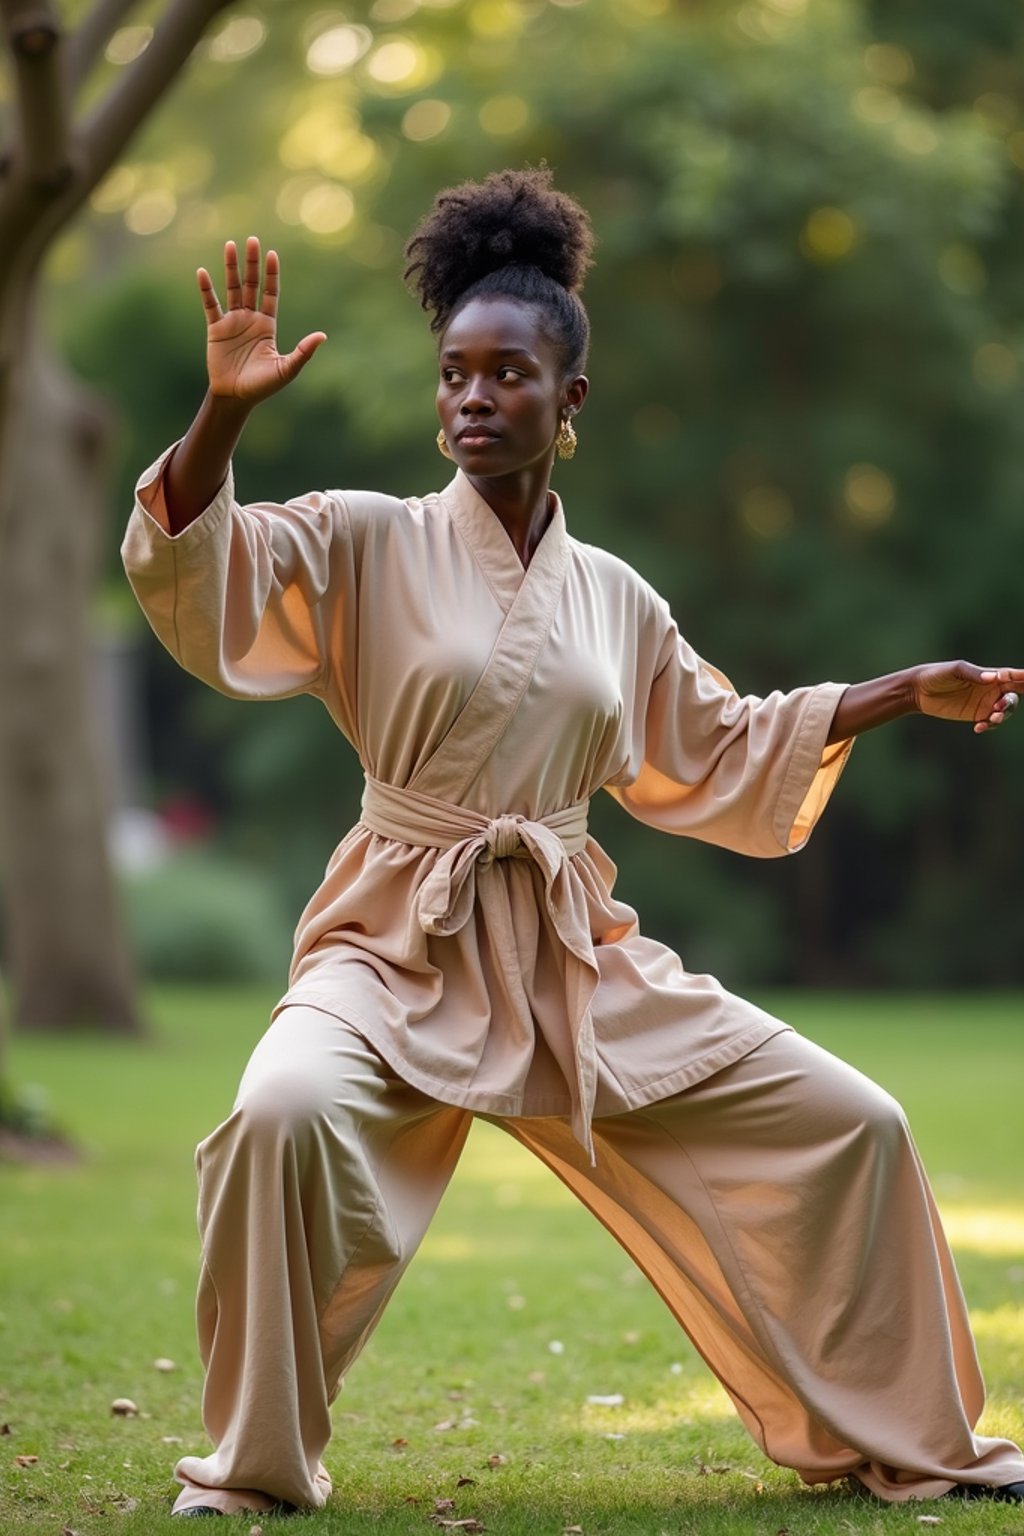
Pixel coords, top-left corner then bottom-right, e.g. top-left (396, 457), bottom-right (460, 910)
top-left (741, 487), bottom-right (794, 539)
top-left (402, 99), bottom-right (452, 141)
top-left (800, 207), bottom-right (857, 264)
top-left (105, 25), bottom-right (152, 65)
top-left (306, 24), bottom-right (373, 75)
top-left (125, 189), bottom-right (177, 236)
top-left (863, 43), bottom-right (914, 85)
top-left (207, 16), bottom-right (266, 62)
top-left (299, 182), bottom-right (356, 236)
top-left (371, 0), bottom-right (420, 17)
top-left (366, 37), bottom-right (427, 85)
top-left (853, 86), bottom-right (901, 125)
top-left (893, 119), bottom-right (938, 156)
top-left (844, 464), bottom-right (895, 525)
top-left (91, 165), bottom-right (140, 214)
top-left (469, 0), bottom-right (523, 37)
top-left (973, 343), bottom-right (1017, 390)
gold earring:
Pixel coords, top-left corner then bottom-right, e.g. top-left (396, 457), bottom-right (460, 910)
top-left (555, 418), bottom-right (577, 461)
top-left (437, 428), bottom-right (455, 460)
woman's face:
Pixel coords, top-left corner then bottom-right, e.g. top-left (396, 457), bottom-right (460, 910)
top-left (436, 296), bottom-right (587, 476)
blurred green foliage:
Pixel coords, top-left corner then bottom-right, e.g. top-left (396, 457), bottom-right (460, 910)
top-left (122, 849), bottom-right (292, 982)
top-left (48, 0), bottom-right (1024, 986)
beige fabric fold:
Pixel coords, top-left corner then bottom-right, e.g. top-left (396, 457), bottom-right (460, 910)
top-left (360, 775), bottom-right (599, 1158)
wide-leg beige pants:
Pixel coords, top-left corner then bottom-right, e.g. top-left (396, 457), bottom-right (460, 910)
top-left (170, 1007), bottom-right (1024, 1515)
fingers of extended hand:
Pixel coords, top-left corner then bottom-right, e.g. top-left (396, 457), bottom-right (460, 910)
top-left (980, 667), bottom-right (1024, 683)
top-left (283, 333), bottom-right (328, 379)
top-left (224, 239), bottom-right (242, 309)
top-left (242, 234), bottom-right (261, 310)
top-left (196, 267), bottom-right (222, 323)
top-left (974, 690), bottom-right (1019, 732)
top-left (260, 249), bottom-right (280, 318)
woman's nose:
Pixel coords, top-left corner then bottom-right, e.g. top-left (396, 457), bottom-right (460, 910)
top-left (460, 378), bottom-right (494, 413)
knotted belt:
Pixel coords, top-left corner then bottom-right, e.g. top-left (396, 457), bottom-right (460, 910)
top-left (360, 775), bottom-right (601, 1163)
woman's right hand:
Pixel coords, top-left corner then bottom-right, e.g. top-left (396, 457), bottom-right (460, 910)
top-left (198, 236), bottom-right (327, 403)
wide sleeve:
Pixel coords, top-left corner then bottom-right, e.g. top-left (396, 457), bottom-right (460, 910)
top-left (607, 603), bottom-right (854, 858)
top-left (121, 444), bottom-right (356, 730)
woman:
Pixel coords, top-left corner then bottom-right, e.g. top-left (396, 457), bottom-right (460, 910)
top-left (122, 168), bottom-right (1024, 1519)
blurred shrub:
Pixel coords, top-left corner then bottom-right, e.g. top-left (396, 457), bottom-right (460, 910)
top-left (122, 849), bottom-right (292, 983)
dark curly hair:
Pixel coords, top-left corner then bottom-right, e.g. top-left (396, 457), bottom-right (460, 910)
top-left (404, 166), bottom-right (594, 375)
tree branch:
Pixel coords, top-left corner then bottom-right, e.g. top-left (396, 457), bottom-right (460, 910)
top-left (79, 0), bottom-right (233, 184)
top-left (65, 0), bottom-right (141, 96)
top-left (0, 0), bottom-right (73, 190)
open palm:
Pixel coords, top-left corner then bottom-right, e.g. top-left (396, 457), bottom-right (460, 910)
top-left (198, 236), bottom-right (326, 403)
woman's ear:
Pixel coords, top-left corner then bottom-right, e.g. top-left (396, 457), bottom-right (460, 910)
top-left (564, 374), bottom-right (589, 417)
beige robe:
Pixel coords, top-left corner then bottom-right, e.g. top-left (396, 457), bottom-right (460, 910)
top-left (122, 449), bottom-right (853, 1159)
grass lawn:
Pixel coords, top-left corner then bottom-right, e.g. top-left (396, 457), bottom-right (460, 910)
top-left (1, 988), bottom-right (1022, 1536)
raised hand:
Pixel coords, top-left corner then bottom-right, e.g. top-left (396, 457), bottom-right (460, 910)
top-left (198, 236), bottom-right (326, 403)
top-left (914, 661), bottom-right (1023, 733)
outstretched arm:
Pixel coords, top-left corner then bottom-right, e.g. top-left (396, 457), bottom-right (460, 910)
top-left (163, 236), bottom-right (327, 533)
top-left (826, 662), bottom-right (1023, 744)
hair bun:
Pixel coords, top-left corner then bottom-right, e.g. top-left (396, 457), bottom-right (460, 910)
top-left (405, 165), bottom-right (594, 330)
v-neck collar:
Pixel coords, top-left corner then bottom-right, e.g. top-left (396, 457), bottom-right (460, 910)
top-left (440, 470), bottom-right (567, 613)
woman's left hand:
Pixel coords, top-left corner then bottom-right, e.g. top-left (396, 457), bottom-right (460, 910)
top-left (913, 661), bottom-right (1024, 733)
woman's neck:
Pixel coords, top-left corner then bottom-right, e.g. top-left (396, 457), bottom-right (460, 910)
top-left (467, 465), bottom-right (555, 568)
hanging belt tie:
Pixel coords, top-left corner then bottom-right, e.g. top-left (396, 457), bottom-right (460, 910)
top-left (359, 775), bottom-right (600, 1164)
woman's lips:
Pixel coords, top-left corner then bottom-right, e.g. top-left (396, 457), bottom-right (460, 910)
top-left (456, 427), bottom-right (501, 444)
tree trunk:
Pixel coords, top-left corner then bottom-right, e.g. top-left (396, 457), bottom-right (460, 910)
top-left (0, 308), bottom-right (142, 1033)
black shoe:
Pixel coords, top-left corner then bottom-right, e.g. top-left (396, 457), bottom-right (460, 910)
top-left (945, 1480), bottom-right (1024, 1503)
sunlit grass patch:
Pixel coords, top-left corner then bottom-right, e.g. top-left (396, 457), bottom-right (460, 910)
top-left (1, 988), bottom-right (1022, 1535)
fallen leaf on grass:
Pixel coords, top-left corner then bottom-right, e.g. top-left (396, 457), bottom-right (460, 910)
top-left (108, 1493), bottom-right (139, 1512)
top-left (61, 1527), bottom-right (80, 1535)
top-left (486, 1453), bottom-right (508, 1468)
top-left (564, 1526), bottom-right (584, 1533)
top-left (430, 1522), bottom-right (486, 1532)
top-left (402, 1496), bottom-right (420, 1505)
top-left (434, 1498), bottom-right (456, 1514)
top-left (916, 1519), bottom-right (942, 1527)
top-left (456, 1477), bottom-right (476, 1488)
top-left (391, 1438), bottom-right (408, 1450)
top-left (0, 1424), bottom-right (11, 1436)
top-left (586, 1395), bottom-right (624, 1407)
top-left (249, 1526), bottom-right (263, 1535)
top-left (153, 1358), bottom-right (177, 1372)
top-left (14, 1454), bottom-right (39, 1466)
top-left (161, 1435), bottom-right (184, 1445)
top-left (110, 1399), bottom-right (138, 1417)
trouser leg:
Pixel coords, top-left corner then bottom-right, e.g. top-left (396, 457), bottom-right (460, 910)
top-left (172, 1005), bottom-right (471, 1516)
top-left (496, 1029), bottom-right (1024, 1502)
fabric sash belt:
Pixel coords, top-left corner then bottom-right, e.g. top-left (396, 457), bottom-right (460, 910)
top-left (360, 775), bottom-right (600, 1163)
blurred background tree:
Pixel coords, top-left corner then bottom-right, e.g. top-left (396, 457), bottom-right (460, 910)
top-left (3, 0), bottom-right (1023, 1046)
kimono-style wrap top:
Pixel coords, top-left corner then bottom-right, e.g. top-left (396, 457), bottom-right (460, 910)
top-left (123, 451), bottom-right (854, 1162)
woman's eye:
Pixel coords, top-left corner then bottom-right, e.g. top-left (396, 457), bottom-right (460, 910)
top-left (497, 368), bottom-right (522, 382)
top-left (441, 370), bottom-right (462, 384)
